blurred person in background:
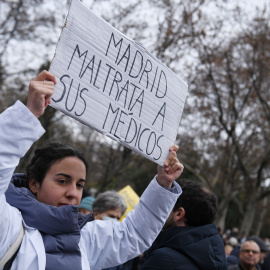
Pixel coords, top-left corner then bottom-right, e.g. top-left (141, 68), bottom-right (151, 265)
top-left (92, 191), bottom-right (131, 270)
top-left (79, 196), bottom-right (95, 215)
top-left (92, 191), bottom-right (127, 221)
top-left (227, 235), bottom-right (270, 269)
top-left (228, 240), bottom-right (261, 270)
top-left (225, 244), bottom-right (234, 257)
top-left (247, 236), bottom-right (269, 270)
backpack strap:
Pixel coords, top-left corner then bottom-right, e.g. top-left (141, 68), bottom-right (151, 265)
top-left (0, 224), bottom-right (24, 269)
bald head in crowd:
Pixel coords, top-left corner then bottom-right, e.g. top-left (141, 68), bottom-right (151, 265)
top-left (239, 240), bottom-right (260, 270)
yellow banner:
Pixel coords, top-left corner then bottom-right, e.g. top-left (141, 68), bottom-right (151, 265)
top-left (118, 185), bottom-right (140, 221)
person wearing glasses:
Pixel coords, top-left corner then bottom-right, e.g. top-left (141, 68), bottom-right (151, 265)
top-left (228, 240), bottom-right (261, 270)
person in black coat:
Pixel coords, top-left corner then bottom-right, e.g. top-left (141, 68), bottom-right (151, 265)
top-left (140, 179), bottom-right (227, 270)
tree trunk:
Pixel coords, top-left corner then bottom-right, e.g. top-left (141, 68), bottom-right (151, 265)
top-left (215, 204), bottom-right (228, 232)
top-left (254, 197), bottom-right (268, 236)
top-left (239, 193), bottom-right (257, 236)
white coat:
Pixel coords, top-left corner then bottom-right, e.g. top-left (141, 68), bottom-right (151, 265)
top-left (0, 101), bottom-right (181, 270)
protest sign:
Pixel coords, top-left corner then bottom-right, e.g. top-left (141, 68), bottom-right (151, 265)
top-left (118, 185), bottom-right (140, 221)
top-left (49, 0), bottom-right (188, 166)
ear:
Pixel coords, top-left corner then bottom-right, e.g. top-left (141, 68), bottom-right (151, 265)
top-left (29, 178), bottom-right (40, 195)
top-left (174, 207), bottom-right (186, 226)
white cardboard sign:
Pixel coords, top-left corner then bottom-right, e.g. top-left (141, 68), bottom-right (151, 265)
top-left (50, 0), bottom-right (188, 166)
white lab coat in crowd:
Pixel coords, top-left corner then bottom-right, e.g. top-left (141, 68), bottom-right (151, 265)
top-left (0, 101), bottom-right (181, 270)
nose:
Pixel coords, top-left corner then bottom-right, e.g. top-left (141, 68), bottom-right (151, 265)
top-left (66, 183), bottom-right (79, 200)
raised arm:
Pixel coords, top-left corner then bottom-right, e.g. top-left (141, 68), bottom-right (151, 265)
top-left (0, 70), bottom-right (56, 260)
top-left (26, 70), bottom-right (56, 118)
top-left (85, 145), bottom-right (184, 269)
top-left (156, 145), bottom-right (183, 188)
top-left (0, 70), bottom-right (56, 190)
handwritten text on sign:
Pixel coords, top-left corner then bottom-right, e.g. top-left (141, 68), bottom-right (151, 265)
top-left (50, 0), bottom-right (188, 166)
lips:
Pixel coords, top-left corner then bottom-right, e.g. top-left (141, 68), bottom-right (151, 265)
top-left (58, 203), bottom-right (72, 206)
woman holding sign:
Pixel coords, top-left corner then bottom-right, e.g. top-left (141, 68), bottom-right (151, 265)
top-left (0, 70), bottom-right (183, 270)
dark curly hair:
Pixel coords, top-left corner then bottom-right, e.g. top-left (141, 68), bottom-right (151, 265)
top-left (174, 179), bottom-right (218, 227)
top-left (26, 142), bottom-right (88, 187)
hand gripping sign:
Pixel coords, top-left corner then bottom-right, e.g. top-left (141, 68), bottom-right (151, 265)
top-left (49, 0), bottom-right (188, 166)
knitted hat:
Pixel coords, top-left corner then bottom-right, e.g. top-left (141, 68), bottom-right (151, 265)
top-left (79, 196), bottom-right (95, 211)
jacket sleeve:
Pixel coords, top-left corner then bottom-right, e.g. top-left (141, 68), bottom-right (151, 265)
top-left (81, 179), bottom-right (182, 270)
top-left (0, 101), bottom-right (45, 260)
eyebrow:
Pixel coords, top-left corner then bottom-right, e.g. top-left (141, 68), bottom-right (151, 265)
top-left (55, 173), bottom-right (86, 182)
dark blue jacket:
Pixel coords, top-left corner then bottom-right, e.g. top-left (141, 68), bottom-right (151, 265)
top-left (140, 224), bottom-right (227, 270)
top-left (227, 246), bottom-right (240, 265)
top-left (228, 263), bottom-right (261, 270)
top-left (6, 173), bottom-right (94, 270)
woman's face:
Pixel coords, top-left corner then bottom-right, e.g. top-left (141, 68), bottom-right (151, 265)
top-left (29, 156), bottom-right (86, 207)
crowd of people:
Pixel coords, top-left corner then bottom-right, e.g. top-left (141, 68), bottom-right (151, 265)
top-left (0, 70), bottom-right (269, 270)
top-left (79, 184), bottom-right (270, 270)
top-left (220, 227), bottom-right (270, 270)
